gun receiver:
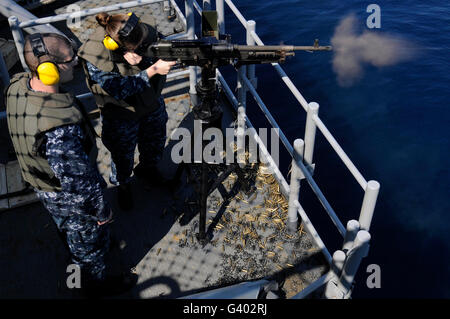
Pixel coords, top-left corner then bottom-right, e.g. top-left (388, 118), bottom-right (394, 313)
top-left (144, 38), bottom-right (331, 68)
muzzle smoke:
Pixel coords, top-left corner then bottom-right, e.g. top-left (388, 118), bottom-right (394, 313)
top-left (331, 14), bottom-right (415, 87)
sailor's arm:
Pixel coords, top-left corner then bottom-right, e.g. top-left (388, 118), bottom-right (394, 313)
top-left (85, 58), bottom-right (175, 100)
top-left (86, 61), bottom-right (151, 100)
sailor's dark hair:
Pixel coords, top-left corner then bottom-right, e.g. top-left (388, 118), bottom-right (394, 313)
top-left (96, 12), bottom-right (146, 49)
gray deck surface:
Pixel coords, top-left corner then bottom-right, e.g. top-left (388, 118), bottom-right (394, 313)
top-left (0, 0), bottom-right (328, 299)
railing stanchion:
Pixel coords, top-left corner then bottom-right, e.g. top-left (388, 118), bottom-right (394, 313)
top-left (359, 180), bottom-right (380, 231)
top-left (246, 20), bottom-right (257, 89)
top-left (342, 220), bottom-right (360, 252)
top-left (185, 0), bottom-right (197, 97)
top-left (337, 230), bottom-right (371, 298)
top-left (304, 102), bottom-right (319, 171)
top-left (286, 139), bottom-right (304, 233)
top-left (237, 14), bottom-right (247, 151)
top-left (237, 66), bottom-right (247, 109)
top-left (236, 106), bottom-right (246, 167)
top-left (8, 16), bottom-right (28, 71)
top-left (323, 250), bottom-right (346, 299)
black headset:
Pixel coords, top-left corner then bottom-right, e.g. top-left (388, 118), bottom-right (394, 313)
top-left (103, 12), bottom-right (140, 51)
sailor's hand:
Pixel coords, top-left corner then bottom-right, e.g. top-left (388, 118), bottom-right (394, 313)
top-left (97, 209), bottom-right (114, 226)
top-left (123, 52), bottom-right (143, 65)
top-left (147, 59), bottom-right (176, 77)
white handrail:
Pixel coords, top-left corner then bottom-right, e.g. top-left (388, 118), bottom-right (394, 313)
top-left (221, 1), bottom-right (371, 191)
top-left (18, 0), bottom-right (164, 28)
top-left (224, 0), bottom-right (247, 27)
top-left (193, 0), bottom-right (202, 14)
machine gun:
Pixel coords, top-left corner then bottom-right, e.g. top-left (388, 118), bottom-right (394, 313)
top-left (143, 37), bottom-right (331, 68)
top-left (141, 36), bottom-right (330, 121)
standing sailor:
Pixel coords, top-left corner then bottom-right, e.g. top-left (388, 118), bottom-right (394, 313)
top-left (77, 12), bottom-right (176, 210)
top-left (5, 33), bottom-right (136, 296)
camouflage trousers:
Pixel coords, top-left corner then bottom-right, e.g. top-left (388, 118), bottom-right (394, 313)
top-left (101, 98), bottom-right (168, 185)
top-left (36, 191), bottom-right (110, 282)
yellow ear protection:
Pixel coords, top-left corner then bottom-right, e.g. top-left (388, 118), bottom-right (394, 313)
top-left (103, 34), bottom-right (120, 51)
top-left (103, 12), bottom-right (140, 51)
top-left (29, 33), bottom-right (60, 85)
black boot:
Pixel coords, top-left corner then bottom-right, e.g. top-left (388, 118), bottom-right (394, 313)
top-left (117, 183), bottom-right (133, 211)
top-left (134, 164), bottom-right (170, 188)
top-left (81, 272), bottom-right (138, 298)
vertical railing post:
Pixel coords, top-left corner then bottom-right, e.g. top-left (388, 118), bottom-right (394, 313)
top-left (323, 250), bottom-right (346, 299)
top-left (337, 230), bottom-right (371, 298)
top-left (286, 139), bottom-right (304, 233)
top-left (246, 20), bottom-right (257, 89)
top-left (358, 180), bottom-right (380, 231)
top-left (185, 0), bottom-right (197, 97)
top-left (236, 106), bottom-right (246, 168)
top-left (237, 65), bottom-right (247, 110)
top-left (216, 0), bottom-right (225, 34)
top-left (8, 16), bottom-right (28, 72)
top-left (304, 102), bottom-right (319, 172)
top-left (236, 11), bottom-right (247, 144)
top-left (342, 220), bottom-right (360, 252)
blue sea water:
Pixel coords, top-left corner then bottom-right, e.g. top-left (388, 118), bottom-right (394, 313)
top-left (205, 0), bottom-right (449, 298)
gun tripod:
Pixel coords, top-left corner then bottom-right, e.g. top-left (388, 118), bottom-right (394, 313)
top-left (173, 65), bottom-right (256, 244)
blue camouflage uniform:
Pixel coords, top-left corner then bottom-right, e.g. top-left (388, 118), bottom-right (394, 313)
top-left (86, 59), bottom-right (168, 185)
top-left (35, 124), bottom-right (110, 283)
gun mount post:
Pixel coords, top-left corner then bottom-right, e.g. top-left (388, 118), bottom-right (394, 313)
top-left (192, 63), bottom-right (252, 243)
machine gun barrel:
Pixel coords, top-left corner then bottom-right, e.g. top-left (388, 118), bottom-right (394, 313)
top-left (233, 45), bottom-right (332, 51)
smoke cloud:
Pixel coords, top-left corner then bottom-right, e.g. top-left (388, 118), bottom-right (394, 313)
top-left (331, 14), bottom-right (415, 87)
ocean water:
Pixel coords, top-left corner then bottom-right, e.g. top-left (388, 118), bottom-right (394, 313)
top-left (209, 0), bottom-right (449, 298)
